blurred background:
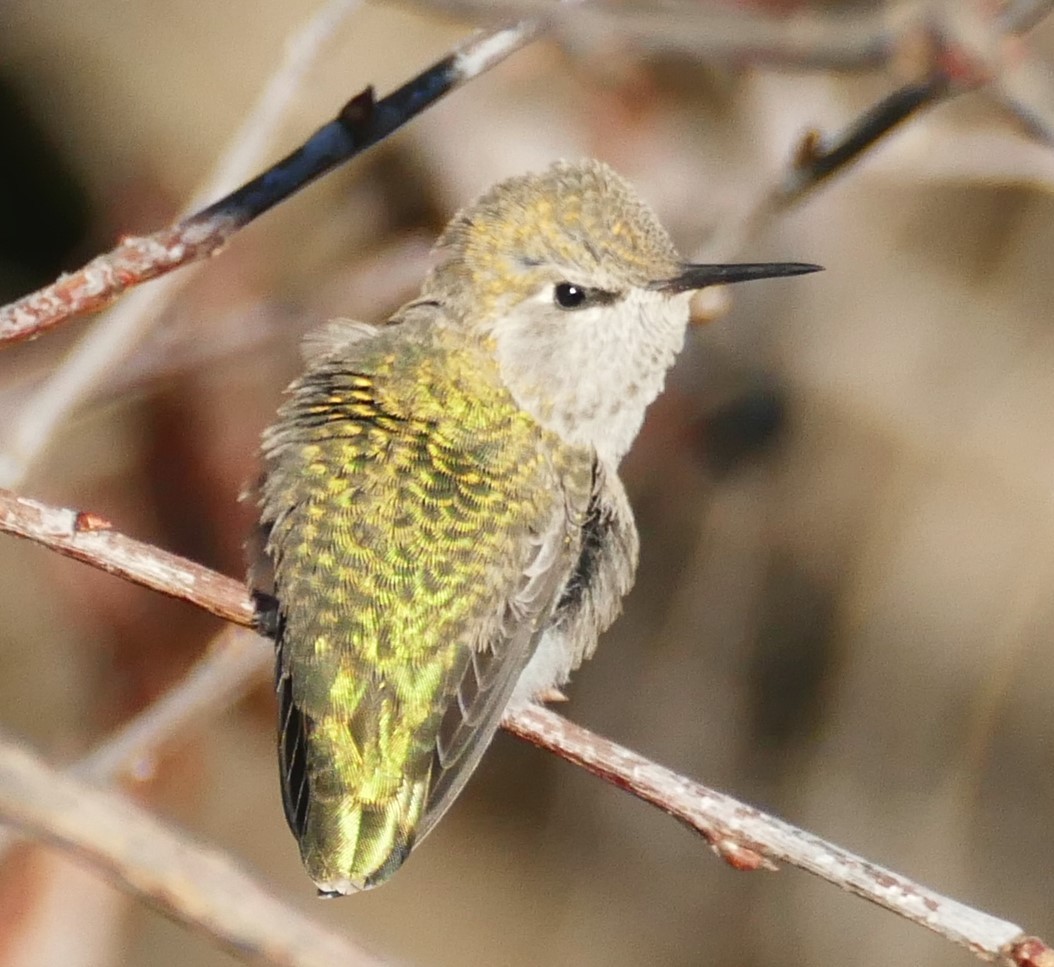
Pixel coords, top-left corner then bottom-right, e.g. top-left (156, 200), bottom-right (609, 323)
top-left (1, 0), bottom-right (1053, 964)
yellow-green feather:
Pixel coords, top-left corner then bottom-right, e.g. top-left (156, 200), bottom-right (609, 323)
top-left (260, 318), bottom-right (586, 889)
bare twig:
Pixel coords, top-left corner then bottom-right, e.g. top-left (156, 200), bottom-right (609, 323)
top-left (723, 0), bottom-right (1054, 230)
top-left (416, 0), bottom-right (894, 68)
top-left (0, 734), bottom-right (387, 967)
top-left (0, 0), bottom-right (366, 490)
top-left (0, 626), bottom-right (270, 868)
top-left (938, 2), bottom-right (1054, 142)
top-left (196, 0), bottom-right (368, 203)
top-left (0, 485), bottom-right (1049, 965)
top-left (0, 18), bottom-right (538, 350)
top-left (692, 31), bottom-right (1036, 262)
top-left (72, 626), bottom-right (269, 784)
top-left (688, 73), bottom-right (957, 267)
top-left (0, 490), bottom-right (253, 627)
top-left (414, 0), bottom-right (1054, 74)
top-left (503, 706), bottom-right (1050, 967)
top-left (775, 74), bottom-right (953, 204)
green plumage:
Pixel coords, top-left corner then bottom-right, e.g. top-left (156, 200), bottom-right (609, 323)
top-left (251, 159), bottom-right (814, 894)
top-left (257, 311), bottom-right (593, 891)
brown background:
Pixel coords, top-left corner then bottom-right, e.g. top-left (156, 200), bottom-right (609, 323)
top-left (0, 2), bottom-right (1052, 965)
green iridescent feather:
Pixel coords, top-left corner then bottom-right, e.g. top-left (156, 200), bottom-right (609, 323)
top-left (255, 306), bottom-right (594, 890)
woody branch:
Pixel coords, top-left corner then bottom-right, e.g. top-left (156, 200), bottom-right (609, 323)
top-left (0, 487), bottom-right (1050, 967)
top-left (0, 19), bottom-right (539, 348)
top-left (2, 0), bottom-right (1052, 497)
top-left (1, 3), bottom-right (1054, 965)
top-left (0, 729), bottom-right (387, 967)
top-left (2, 0), bottom-right (1052, 348)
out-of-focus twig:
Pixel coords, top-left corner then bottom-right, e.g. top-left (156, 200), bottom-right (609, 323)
top-left (414, 0), bottom-right (1054, 79)
top-left (937, 1), bottom-right (1054, 144)
top-left (1000, 0), bottom-right (1054, 34)
top-left (0, 626), bottom-right (270, 868)
top-left (0, 734), bottom-right (387, 967)
top-left (0, 485), bottom-right (1050, 966)
top-left (417, 0), bottom-right (894, 68)
top-left (72, 626), bottom-right (269, 784)
top-left (0, 0), bottom-right (366, 491)
top-left (0, 17), bottom-right (539, 351)
top-left (775, 75), bottom-right (952, 203)
top-left (690, 73), bottom-right (957, 265)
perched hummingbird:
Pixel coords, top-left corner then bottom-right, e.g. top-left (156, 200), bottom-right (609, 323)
top-left (251, 159), bottom-right (818, 895)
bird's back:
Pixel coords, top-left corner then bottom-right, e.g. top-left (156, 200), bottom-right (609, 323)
top-left (255, 313), bottom-right (593, 891)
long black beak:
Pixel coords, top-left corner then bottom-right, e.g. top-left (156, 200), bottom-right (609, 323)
top-left (652, 262), bottom-right (822, 293)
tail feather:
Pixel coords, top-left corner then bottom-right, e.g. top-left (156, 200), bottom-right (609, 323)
top-left (301, 769), bottom-right (430, 894)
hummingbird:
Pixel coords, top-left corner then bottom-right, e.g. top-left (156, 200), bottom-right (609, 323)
top-left (250, 159), bottom-right (819, 895)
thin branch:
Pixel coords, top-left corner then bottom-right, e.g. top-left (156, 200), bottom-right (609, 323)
top-left (0, 733), bottom-right (387, 967)
top-left (940, 2), bottom-right (1054, 143)
top-left (0, 0), bottom-right (366, 491)
top-left (0, 485), bottom-right (1049, 966)
top-left (692, 43), bottom-right (1022, 261)
top-left (729, 0), bottom-right (1054, 222)
top-left (688, 72), bottom-right (959, 266)
top-left (774, 74), bottom-right (953, 204)
top-left (0, 490), bottom-right (253, 627)
top-left (72, 625), bottom-right (269, 784)
top-left (0, 625), bottom-right (271, 867)
top-left (0, 18), bottom-right (538, 350)
top-left (503, 706), bottom-right (1048, 967)
top-left (1000, 0), bottom-right (1054, 34)
top-left (196, 0), bottom-right (368, 203)
top-left (414, 0), bottom-right (1054, 71)
top-left (415, 0), bottom-right (894, 69)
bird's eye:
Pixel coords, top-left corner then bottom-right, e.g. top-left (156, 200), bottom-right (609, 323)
top-left (554, 282), bottom-right (588, 310)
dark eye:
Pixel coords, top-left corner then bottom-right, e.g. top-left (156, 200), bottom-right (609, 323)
top-left (554, 282), bottom-right (587, 310)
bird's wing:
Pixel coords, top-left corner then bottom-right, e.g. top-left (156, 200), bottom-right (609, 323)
top-left (419, 460), bottom-right (640, 841)
top-left (549, 460), bottom-right (639, 669)
top-left (417, 461), bottom-right (639, 843)
top-left (252, 310), bottom-right (594, 890)
top-left (415, 501), bottom-right (582, 844)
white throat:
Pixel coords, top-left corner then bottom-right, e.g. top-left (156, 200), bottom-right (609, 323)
top-left (491, 288), bottom-right (691, 463)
